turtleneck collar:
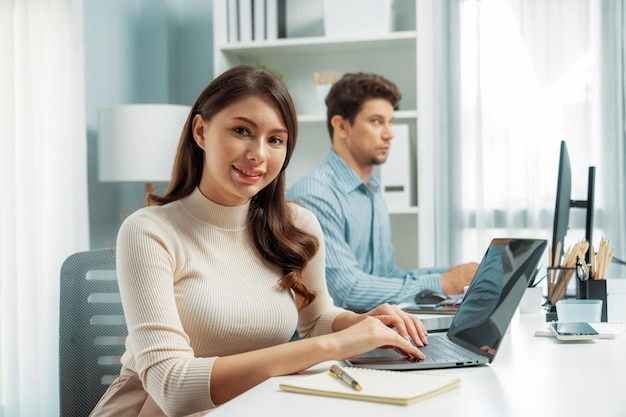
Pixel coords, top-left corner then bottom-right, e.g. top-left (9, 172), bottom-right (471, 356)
top-left (178, 187), bottom-right (250, 230)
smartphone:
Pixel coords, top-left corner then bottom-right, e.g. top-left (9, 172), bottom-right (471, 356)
top-left (549, 322), bottom-right (599, 340)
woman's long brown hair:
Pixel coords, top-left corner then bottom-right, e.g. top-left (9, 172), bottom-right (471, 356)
top-left (148, 66), bottom-right (318, 308)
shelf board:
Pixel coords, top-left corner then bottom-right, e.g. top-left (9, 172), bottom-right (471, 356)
top-left (297, 114), bottom-right (325, 123)
top-left (219, 31), bottom-right (417, 56)
top-left (299, 110), bottom-right (417, 124)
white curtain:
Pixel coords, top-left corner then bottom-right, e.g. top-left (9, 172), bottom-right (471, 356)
top-left (442, 0), bottom-right (626, 278)
top-left (0, 1), bottom-right (89, 416)
top-left (597, 0), bottom-right (626, 275)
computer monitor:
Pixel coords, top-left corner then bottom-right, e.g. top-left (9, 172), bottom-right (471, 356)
top-left (551, 141), bottom-right (572, 265)
top-left (551, 140), bottom-right (595, 265)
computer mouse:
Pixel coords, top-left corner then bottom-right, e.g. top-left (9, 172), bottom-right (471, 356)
top-left (415, 289), bottom-right (449, 305)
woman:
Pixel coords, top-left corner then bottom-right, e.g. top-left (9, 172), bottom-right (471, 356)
top-left (90, 65), bottom-right (428, 417)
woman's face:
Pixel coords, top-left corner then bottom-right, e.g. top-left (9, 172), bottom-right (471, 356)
top-left (192, 95), bottom-right (289, 206)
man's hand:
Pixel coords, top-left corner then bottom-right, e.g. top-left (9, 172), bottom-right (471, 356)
top-left (441, 262), bottom-right (479, 295)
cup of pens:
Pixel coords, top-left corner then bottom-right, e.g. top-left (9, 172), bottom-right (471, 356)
top-left (547, 238), bottom-right (612, 322)
top-left (313, 71), bottom-right (338, 115)
top-left (547, 240), bottom-right (589, 306)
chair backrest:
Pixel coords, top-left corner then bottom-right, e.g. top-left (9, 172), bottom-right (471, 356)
top-left (59, 248), bottom-right (126, 417)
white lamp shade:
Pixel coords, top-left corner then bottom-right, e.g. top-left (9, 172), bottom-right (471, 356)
top-left (98, 104), bottom-right (191, 182)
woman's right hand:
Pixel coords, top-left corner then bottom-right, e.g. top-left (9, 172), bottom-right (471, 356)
top-left (327, 316), bottom-right (425, 361)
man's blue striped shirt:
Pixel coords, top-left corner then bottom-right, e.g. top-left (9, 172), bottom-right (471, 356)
top-left (287, 150), bottom-right (443, 312)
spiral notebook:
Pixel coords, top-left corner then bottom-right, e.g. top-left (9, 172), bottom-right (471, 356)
top-left (279, 366), bottom-right (460, 406)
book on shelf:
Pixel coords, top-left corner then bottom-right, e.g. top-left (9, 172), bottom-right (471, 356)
top-left (252, 0), bottom-right (265, 41)
top-left (265, 0), bottom-right (286, 40)
top-left (381, 123), bottom-right (411, 208)
top-left (238, 0), bottom-right (253, 42)
top-left (265, 0), bottom-right (277, 40)
top-left (277, 0), bottom-right (286, 38)
top-left (279, 365), bottom-right (460, 406)
top-left (227, 0), bottom-right (238, 42)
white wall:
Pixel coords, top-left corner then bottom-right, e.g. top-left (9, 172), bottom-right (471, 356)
top-left (84, 0), bottom-right (214, 249)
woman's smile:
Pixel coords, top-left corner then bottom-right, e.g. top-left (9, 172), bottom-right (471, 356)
top-left (233, 165), bottom-right (265, 182)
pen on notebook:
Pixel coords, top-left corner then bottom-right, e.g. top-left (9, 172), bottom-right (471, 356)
top-left (329, 364), bottom-right (362, 391)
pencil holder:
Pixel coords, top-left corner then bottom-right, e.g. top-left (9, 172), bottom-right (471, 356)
top-left (545, 267), bottom-right (575, 322)
top-left (577, 279), bottom-right (608, 322)
top-left (546, 267), bottom-right (576, 303)
top-left (315, 84), bottom-right (331, 115)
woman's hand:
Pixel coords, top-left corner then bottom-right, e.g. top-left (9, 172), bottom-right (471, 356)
top-left (328, 304), bottom-right (428, 362)
top-left (329, 316), bottom-right (425, 361)
top-left (364, 303), bottom-right (429, 347)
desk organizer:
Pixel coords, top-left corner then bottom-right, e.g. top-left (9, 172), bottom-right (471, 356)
top-left (577, 279), bottom-right (608, 322)
top-left (545, 279), bottom-right (608, 322)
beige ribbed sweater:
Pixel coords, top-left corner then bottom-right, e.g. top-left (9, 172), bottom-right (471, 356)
top-left (115, 188), bottom-right (344, 416)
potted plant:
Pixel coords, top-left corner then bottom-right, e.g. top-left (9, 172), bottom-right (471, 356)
top-left (528, 265), bottom-right (546, 288)
top-left (253, 61), bottom-right (285, 83)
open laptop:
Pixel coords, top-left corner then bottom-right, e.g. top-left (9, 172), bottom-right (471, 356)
top-left (344, 238), bottom-right (547, 370)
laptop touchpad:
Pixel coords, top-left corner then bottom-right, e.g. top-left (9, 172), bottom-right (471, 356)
top-left (347, 348), bottom-right (417, 365)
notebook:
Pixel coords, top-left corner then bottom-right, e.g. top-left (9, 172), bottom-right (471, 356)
top-left (345, 238), bottom-right (548, 370)
top-left (279, 366), bottom-right (460, 405)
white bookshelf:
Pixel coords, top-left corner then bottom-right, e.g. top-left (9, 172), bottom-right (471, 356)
top-left (212, 0), bottom-right (435, 269)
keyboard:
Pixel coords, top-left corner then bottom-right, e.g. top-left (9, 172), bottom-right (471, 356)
top-left (419, 336), bottom-right (478, 363)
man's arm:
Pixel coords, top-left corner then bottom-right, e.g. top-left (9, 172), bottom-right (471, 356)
top-left (326, 264), bottom-right (442, 313)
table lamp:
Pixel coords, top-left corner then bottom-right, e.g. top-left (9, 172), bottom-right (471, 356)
top-left (97, 104), bottom-right (191, 203)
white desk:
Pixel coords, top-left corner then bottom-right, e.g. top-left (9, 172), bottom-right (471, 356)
top-left (208, 280), bottom-right (626, 417)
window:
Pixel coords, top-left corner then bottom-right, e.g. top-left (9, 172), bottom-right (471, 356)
top-left (457, 0), bottom-right (607, 264)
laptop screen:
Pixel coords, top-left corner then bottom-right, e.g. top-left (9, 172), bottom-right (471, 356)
top-left (446, 238), bottom-right (547, 361)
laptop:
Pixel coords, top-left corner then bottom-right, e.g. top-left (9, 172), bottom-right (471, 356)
top-left (344, 238), bottom-right (547, 370)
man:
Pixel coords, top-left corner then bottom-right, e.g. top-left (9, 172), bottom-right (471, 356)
top-left (287, 72), bottom-right (478, 312)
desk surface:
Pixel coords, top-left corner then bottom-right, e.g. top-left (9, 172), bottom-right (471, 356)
top-left (208, 280), bottom-right (626, 417)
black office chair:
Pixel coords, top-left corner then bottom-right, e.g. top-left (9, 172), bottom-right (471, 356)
top-left (59, 248), bottom-right (126, 417)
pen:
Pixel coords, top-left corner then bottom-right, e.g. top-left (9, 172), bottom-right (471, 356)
top-left (329, 364), bottom-right (362, 391)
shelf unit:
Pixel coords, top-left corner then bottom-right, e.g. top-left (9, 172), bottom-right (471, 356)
top-left (212, 0), bottom-right (434, 269)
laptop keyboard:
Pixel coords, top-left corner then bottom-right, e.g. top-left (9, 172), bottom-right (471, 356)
top-left (419, 336), bottom-right (478, 363)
